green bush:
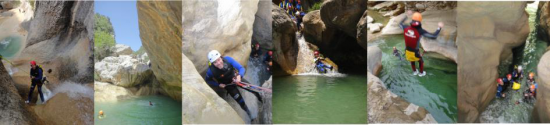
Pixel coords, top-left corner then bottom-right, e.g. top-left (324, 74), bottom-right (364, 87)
top-left (94, 13), bottom-right (116, 61)
top-left (307, 2), bottom-right (322, 13)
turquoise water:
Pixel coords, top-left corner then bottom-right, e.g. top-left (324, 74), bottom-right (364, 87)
top-left (0, 36), bottom-right (22, 59)
top-left (369, 35), bottom-right (458, 123)
top-left (94, 95), bottom-right (182, 125)
top-left (272, 75), bottom-right (367, 124)
top-left (480, 2), bottom-right (544, 123)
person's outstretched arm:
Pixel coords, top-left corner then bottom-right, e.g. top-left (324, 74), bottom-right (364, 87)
top-left (224, 56), bottom-right (245, 77)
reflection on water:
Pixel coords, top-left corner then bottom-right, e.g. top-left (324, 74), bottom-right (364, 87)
top-left (273, 75), bottom-right (367, 124)
top-left (369, 34), bottom-right (458, 123)
top-left (94, 95), bottom-right (182, 124)
top-left (0, 36), bottom-right (22, 59)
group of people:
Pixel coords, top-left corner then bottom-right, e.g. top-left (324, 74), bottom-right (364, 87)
top-left (278, 0), bottom-right (306, 33)
top-left (250, 43), bottom-right (273, 72)
top-left (496, 65), bottom-right (537, 103)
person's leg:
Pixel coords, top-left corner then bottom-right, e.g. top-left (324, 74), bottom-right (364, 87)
top-left (27, 81), bottom-right (37, 102)
top-left (410, 62), bottom-right (416, 72)
top-left (37, 83), bottom-right (44, 102)
top-left (419, 58), bottom-right (424, 73)
top-left (226, 85), bottom-right (251, 116)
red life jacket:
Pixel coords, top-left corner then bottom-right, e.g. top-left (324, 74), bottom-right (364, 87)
top-left (404, 23), bottom-right (421, 51)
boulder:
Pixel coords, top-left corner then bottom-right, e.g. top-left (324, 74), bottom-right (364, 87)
top-left (181, 54), bottom-right (244, 124)
top-left (252, 0), bottom-right (273, 50)
top-left (182, 0), bottom-right (258, 75)
top-left (272, 3), bottom-right (299, 74)
top-left (0, 61), bottom-right (34, 125)
top-left (403, 2), bottom-right (457, 12)
top-left (370, 1), bottom-right (397, 11)
top-left (380, 13), bottom-right (407, 35)
top-left (456, 2), bottom-right (530, 122)
top-left (302, 10), bottom-right (327, 44)
top-left (368, 72), bottom-right (437, 123)
top-left (1, 1), bottom-right (14, 10)
top-left (111, 44), bottom-right (133, 56)
top-left (368, 23), bottom-right (383, 33)
top-left (419, 10), bottom-right (457, 62)
top-left (367, 46), bottom-right (382, 75)
top-left (367, 15), bottom-right (374, 24)
top-left (320, 0), bottom-right (367, 38)
top-left (94, 55), bottom-right (153, 87)
top-left (94, 81), bottom-right (134, 102)
top-left (259, 77), bottom-right (272, 124)
top-left (137, 1), bottom-right (182, 101)
top-left (533, 51), bottom-right (550, 122)
top-left (538, 2), bottom-right (550, 39)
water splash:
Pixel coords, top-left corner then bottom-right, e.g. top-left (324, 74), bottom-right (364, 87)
top-left (38, 81), bottom-right (94, 104)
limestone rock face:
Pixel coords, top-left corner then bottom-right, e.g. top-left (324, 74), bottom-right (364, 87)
top-left (302, 10), bottom-right (323, 43)
top-left (456, 2), bottom-right (530, 123)
top-left (0, 61), bottom-right (34, 125)
top-left (111, 44), bottom-right (133, 57)
top-left (181, 54), bottom-right (244, 124)
top-left (368, 72), bottom-right (437, 123)
top-left (253, 0), bottom-right (273, 50)
top-left (182, 0), bottom-right (258, 75)
top-left (320, 0), bottom-right (367, 38)
top-left (137, 1), bottom-right (182, 101)
top-left (533, 51), bottom-right (550, 122)
top-left (94, 55), bottom-right (153, 87)
top-left (367, 46), bottom-right (382, 76)
top-left (15, 1), bottom-right (94, 83)
top-left (272, 3), bottom-right (299, 74)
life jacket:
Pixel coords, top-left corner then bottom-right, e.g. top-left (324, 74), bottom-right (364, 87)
top-left (404, 21), bottom-right (421, 52)
top-left (209, 58), bottom-right (237, 84)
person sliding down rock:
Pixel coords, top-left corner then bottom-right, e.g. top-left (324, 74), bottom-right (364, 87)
top-left (26, 61), bottom-right (44, 104)
top-left (205, 50), bottom-right (262, 118)
top-left (400, 10), bottom-right (443, 77)
top-left (313, 51), bottom-right (333, 73)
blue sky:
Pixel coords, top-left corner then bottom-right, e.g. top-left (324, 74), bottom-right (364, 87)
top-left (95, 1), bottom-right (142, 51)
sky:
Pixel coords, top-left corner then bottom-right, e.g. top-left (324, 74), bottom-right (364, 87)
top-left (95, 1), bottom-right (142, 51)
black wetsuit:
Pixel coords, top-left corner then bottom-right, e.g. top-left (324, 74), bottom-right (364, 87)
top-left (28, 67), bottom-right (44, 102)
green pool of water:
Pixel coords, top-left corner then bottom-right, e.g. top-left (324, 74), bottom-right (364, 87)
top-left (272, 75), bottom-right (367, 124)
top-left (94, 95), bottom-right (182, 124)
top-left (0, 36), bottom-right (22, 59)
top-left (369, 35), bottom-right (458, 123)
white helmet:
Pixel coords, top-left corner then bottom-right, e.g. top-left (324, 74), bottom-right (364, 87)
top-left (208, 50), bottom-right (221, 63)
top-left (518, 66), bottom-right (523, 71)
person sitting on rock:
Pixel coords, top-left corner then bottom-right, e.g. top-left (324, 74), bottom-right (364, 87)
top-left (502, 74), bottom-right (513, 92)
top-left (523, 84), bottom-right (536, 103)
top-left (250, 43), bottom-right (261, 58)
top-left (496, 78), bottom-right (506, 98)
top-left (205, 50), bottom-right (252, 117)
top-left (264, 51), bottom-right (273, 72)
top-left (528, 72), bottom-right (535, 85)
top-left (393, 46), bottom-right (402, 60)
top-left (399, 10), bottom-right (443, 77)
top-left (26, 61), bottom-right (45, 104)
top-left (513, 65), bottom-right (524, 81)
top-left (296, 11), bottom-right (303, 31)
top-left (314, 51), bottom-right (333, 73)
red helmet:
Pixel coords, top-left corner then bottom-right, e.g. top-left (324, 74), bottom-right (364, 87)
top-left (30, 61), bottom-right (36, 66)
top-left (314, 51), bottom-right (319, 55)
top-left (268, 51), bottom-right (273, 56)
top-left (497, 78), bottom-right (502, 83)
top-left (507, 74), bottom-right (512, 78)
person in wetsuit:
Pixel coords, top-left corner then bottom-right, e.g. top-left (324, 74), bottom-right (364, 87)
top-left (205, 50), bottom-right (261, 118)
top-left (399, 11), bottom-right (443, 77)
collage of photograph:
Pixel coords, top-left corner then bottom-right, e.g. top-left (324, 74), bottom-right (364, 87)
top-left (0, 0), bottom-right (548, 124)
